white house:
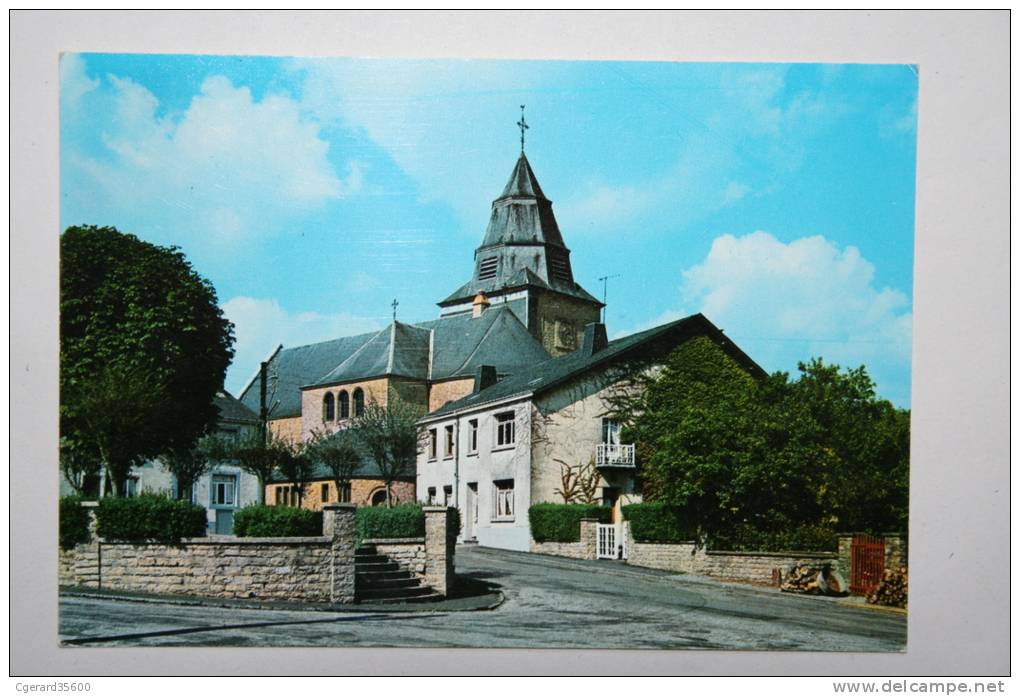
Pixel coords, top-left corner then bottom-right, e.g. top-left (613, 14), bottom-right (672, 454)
top-left (416, 316), bottom-right (764, 552)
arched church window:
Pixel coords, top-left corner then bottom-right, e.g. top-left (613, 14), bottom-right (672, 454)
top-left (338, 390), bottom-right (350, 419)
top-left (322, 392), bottom-right (335, 421)
top-left (353, 388), bottom-right (365, 417)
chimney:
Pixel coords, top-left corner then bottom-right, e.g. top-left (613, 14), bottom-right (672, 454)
top-left (473, 365), bottom-right (498, 394)
top-left (472, 292), bottom-right (491, 318)
top-left (581, 323), bottom-right (608, 356)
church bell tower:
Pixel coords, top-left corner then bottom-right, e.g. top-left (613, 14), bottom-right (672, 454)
top-left (437, 110), bottom-right (603, 357)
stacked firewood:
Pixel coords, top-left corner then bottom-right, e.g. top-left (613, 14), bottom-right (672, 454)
top-left (780, 564), bottom-right (848, 596)
top-left (867, 567), bottom-right (908, 608)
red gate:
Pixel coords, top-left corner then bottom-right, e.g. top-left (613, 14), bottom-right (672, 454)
top-left (850, 534), bottom-right (885, 595)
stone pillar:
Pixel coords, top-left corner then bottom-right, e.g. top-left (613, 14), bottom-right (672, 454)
top-left (322, 503), bottom-right (356, 604)
top-left (73, 501), bottom-right (101, 588)
top-left (580, 518), bottom-right (598, 561)
top-left (424, 506), bottom-right (456, 597)
top-left (883, 533), bottom-right (908, 570)
top-left (837, 533), bottom-right (854, 578)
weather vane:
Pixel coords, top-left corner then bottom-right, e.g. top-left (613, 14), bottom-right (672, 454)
top-left (517, 104), bottom-right (529, 152)
top-left (391, 298), bottom-right (399, 322)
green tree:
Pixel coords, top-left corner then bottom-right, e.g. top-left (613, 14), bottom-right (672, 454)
top-left (349, 398), bottom-right (424, 507)
top-left (60, 225), bottom-right (235, 495)
top-left (158, 433), bottom-right (225, 501)
top-left (306, 429), bottom-right (362, 504)
top-left (614, 337), bottom-right (909, 544)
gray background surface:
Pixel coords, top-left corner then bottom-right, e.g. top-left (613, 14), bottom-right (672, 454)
top-left (11, 10), bottom-right (1009, 675)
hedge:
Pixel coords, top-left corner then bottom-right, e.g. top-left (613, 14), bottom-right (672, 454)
top-left (95, 493), bottom-right (208, 543)
top-left (233, 505), bottom-right (323, 537)
top-left (622, 503), bottom-right (696, 543)
top-left (59, 495), bottom-right (93, 550)
top-left (708, 523), bottom-right (838, 553)
top-left (356, 504), bottom-right (425, 542)
top-left (528, 503), bottom-right (611, 543)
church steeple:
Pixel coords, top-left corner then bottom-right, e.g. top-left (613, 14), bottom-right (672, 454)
top-left (438, 143), bottom-right (603, 356)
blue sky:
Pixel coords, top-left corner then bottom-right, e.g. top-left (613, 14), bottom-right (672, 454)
top-left (60, 55), bottom-right (917, 406)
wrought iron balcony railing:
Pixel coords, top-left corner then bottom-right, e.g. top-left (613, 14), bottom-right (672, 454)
top-left (595, 443), bottom-right (635, 468)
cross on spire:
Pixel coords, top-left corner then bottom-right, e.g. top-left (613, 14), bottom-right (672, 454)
top-left (391, 298), bottom-right (399, 322)
top-left (517, 104), bottom-right (529, 152)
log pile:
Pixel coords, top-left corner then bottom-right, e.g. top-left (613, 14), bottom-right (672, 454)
top-left (867, 567), bottom-right (908, 608)
top-left (780, 563), bottom-right (848, 596)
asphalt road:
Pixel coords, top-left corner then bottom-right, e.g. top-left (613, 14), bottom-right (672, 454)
top-left (59, 545), bottom-right (906, 650)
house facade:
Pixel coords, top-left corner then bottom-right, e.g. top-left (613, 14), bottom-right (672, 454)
top-left (416, 319), bottom-right (764, 551)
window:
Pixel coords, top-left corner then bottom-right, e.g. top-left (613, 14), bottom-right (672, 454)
top-left (443, 485), bottom-right (453, 506)
top-left (427, 428), bottom-right (438, 460)
top-left (370, 488), bottom-right (388, 506)
top-left (478, 256), bottom-right (498, 280)
top-left (353, 388), bottom-right (365, 417)
top-left (275, 487), bottom-right (283, 505)
top-left (321, 483), bottom-right (330, 503)
top-left (493, 480), bottom-right (514, 521)
top-left (602, 418), bottom-right (621, 445)
top-left (322, 392), bottom-right (335, 421)
top-left (339, 482), bottom-right (352, 503)
top-left (427, 487), bottom-right (437, 505)
top-left (338, 390), bottom-right (350, 419)
top-left (211, 475), bottom-right (236, 507)
top-left (495, 411), bottom-right (515, 448)
top-left (467, 419), bottom-right (479, 454)
top-left (444, 425), bottom-right (455, 458)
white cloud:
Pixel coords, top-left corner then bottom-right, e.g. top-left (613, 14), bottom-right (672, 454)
top-left (677, 231), bottom-right (912, 402)
top-left (63, 72), bottom-right (358, 246)
top-left (222, 296), bottom-right (382, 395)
top-left (59, 53), bottom-right (99, 114)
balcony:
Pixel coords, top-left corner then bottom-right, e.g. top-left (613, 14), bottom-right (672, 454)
top-left (595, 443), bottom-right (635, 468)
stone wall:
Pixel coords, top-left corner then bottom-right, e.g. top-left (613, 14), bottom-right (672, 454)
top-left (58, 548), bottom-right (76, 586)
top-left (428, 377), bottom-right (475, 412)
top-left (699, 550), bottom-right (838, 585)
top-left (627, 537), bottom-right (837, 585)
top-left (64, 503), bottom-right (359, 604)
top-left (529, 518), bottom-right (598, 561)
top-left (369, 538), bottom-right (426, 577)
top-left (268, 417), bottom-right (302, 445)
top-left (61, 502), bottom-right (460, 602)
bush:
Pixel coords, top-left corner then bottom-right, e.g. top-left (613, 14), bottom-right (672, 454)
top-left (233, 505), bottom-right (323, 537)
top-left (59, 495), bottom-right (93, 549)
top-left (528, 503), bottom-right (611, 543)
top-left (709, 523), bottom-right (838, 553)
top-left (356, 504), bottom-right (425, 542)
top-left (623, 503), bottom-right (697, 543)
top-left (95, 493), bottom-right (208, 543)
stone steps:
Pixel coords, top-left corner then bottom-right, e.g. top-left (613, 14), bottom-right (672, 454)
top-left (354, 544), bottom-right (439, 604)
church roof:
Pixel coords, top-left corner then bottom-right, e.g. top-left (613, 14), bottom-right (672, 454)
top-left (238, 331), bottom-right (380, 420)
top-left (498, 152), bottom-right (547, 200)
top-left (418, 304), bottom-right (550, 379)
top-left (480, 153), bottom-right (565, 249)
top-left (423, 314), bottom-right (767, 420)
top-left (238, 305), bottom-right (551, 419)
top-left (310, 322), bottom-right (431, 387)
top-left (438, 153), bottom-right (602, 308)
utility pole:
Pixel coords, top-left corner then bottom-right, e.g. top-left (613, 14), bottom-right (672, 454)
top-left (598, 274), bottom-right (620, 324)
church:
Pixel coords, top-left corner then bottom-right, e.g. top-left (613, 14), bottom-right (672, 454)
top-left (239, 144), bottom-right (763, 549)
